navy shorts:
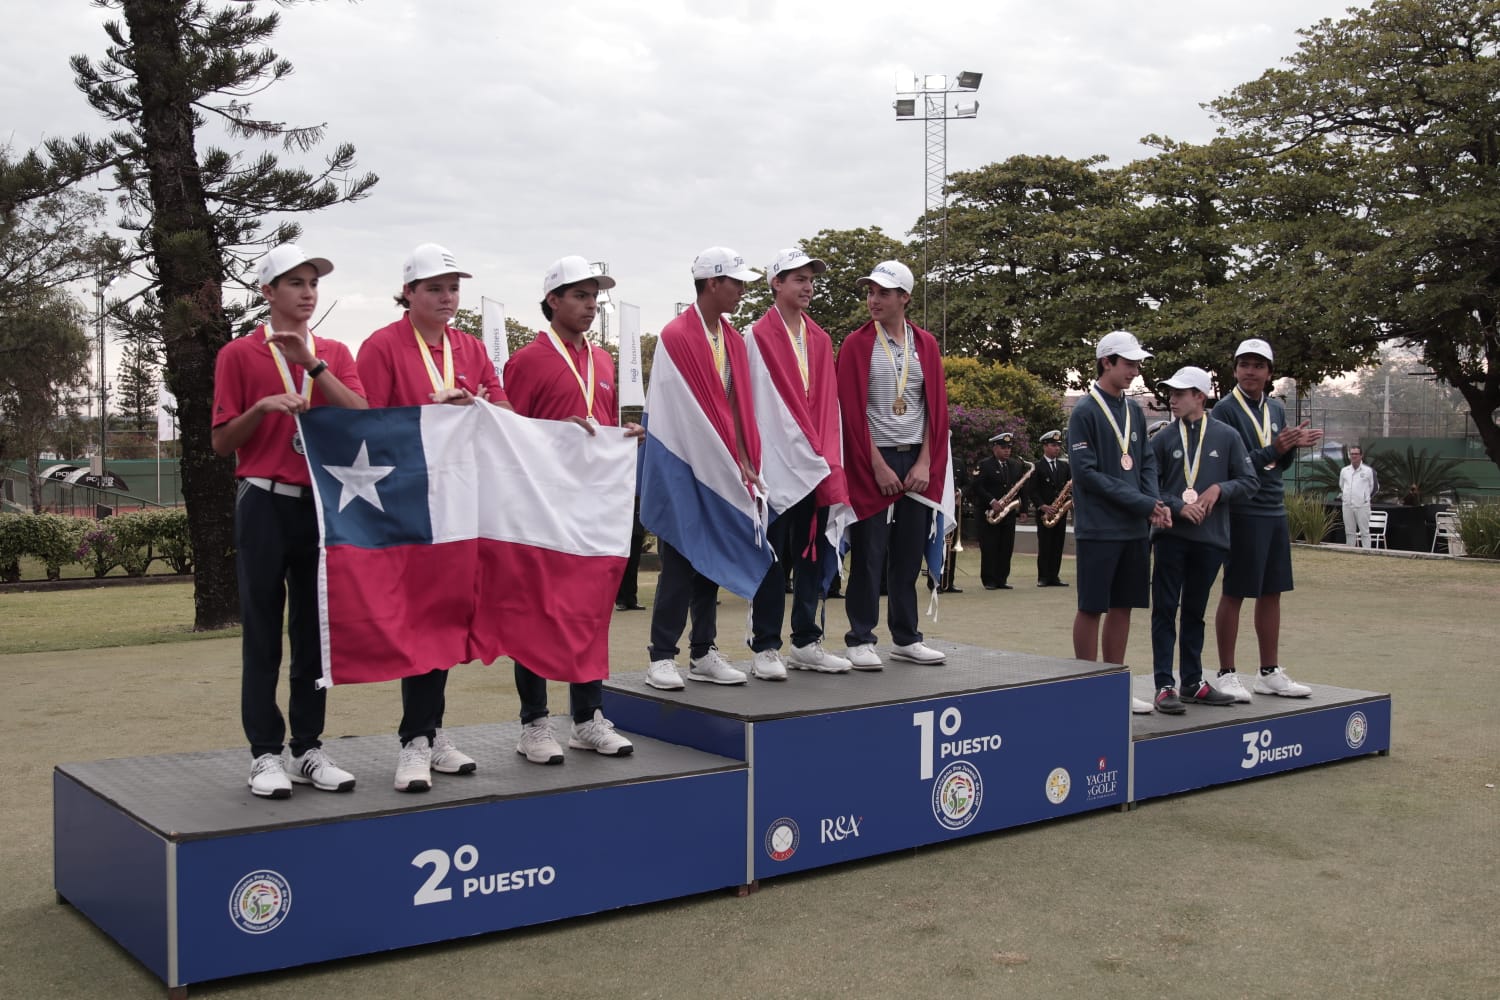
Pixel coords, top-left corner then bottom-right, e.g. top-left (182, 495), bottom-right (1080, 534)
top-left (1075, 537), bottom-right (1151, 614)
top-left (1222, 512), bottom-right (1294, 598)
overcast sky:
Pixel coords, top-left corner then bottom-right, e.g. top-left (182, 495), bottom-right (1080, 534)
top-left (4, 0), bottom-right (1362, 370)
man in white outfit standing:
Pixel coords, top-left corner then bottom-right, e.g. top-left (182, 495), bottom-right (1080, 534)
top-left (1339, 446), bottom-right (1378, 548)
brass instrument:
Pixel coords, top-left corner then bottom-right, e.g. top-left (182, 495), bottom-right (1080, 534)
top-left (952, 485), bottom-right (964, 552)
top-left (985, 461), bottom-right (1035, 524)
top-left (1042, 479), bottom-right (1073, 528)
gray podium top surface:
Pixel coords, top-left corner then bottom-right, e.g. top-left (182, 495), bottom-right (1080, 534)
top-left (1129, 677), bottom-right (1389, 738)
top-left (55, 722), bottom-right (742, 841)
top-left (604, 640), bottom-right (1123, 721)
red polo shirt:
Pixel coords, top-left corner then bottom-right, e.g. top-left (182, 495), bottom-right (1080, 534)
top-left (211, 327), bottom-right (365, 486)
top-left (503, 331), bottom-right (619, 426)
top-left (357, 315), bottom-right (506, 408)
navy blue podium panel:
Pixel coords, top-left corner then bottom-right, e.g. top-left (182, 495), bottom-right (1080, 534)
top-left (1129, 678), bottom-right (1392, 803)
top-left (602, 642), bottom-right (1132, 881)
top-left (53, 724), bottom-right (745, 991)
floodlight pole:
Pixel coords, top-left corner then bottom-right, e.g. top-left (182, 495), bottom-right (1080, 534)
top-left (590, 260), bottom-right (610, 344)
top-left (894, 71), bottom-right (981, 352)
top-left (93, 267), bottom-right (111, 477)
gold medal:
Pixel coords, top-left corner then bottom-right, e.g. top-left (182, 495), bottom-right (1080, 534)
top-left (1182, 488), bottom-right (1198, 504)
top-left (1120, 454), bottom-right (1134, 471)
top-left (892, 398), bottom-right (907, 416)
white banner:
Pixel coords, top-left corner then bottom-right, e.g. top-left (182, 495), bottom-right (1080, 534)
top-left (617, 302), bottom-right (644, 411)
top-left (481, 297), bottom-right (509, 385)
top-left (156, 382), bottom-right (178, 441)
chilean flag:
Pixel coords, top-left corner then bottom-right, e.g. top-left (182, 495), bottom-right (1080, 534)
top-left (296, 402), bottom-right (634, 686)
top-left (638, 313), bottom-right (774, 599)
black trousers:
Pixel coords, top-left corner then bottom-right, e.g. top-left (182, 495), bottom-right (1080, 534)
top-left (648, 539), bottom-right (720, 661)
top-left (844, 447), bottom-right (930, 648)
top-left (978, 514), bottom-right (1016, 587)
top-left (514, 663), bottom-right (603, 725)
top-left (398, 669), bottom-right (446, 747)
top-left (1036, 518), bottom-right (1067, 584)
top-left (235, 482), bottom-right (326, 759)
top-left (750, 495), bottom-right (826, 651)
top-left (616, 504), bottom-right (645, 606)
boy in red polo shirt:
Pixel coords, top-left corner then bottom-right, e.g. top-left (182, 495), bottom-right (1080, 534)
top-left (356, 243), bottom-right (508, 792)
top-left (503, 255), bottom-right (641, 763)
top-left (211, 244), bottom-right (368, 799)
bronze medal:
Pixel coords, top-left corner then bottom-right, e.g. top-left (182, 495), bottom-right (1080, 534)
top-left (892, 398), bottom-right (907, 416)
top-left (1182, 488), bottom-right (1199, 504)
top-left (1119, 454), bottom-right (1133, 471)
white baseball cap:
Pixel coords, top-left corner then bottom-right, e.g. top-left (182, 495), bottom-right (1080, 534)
top-left (691, 247), bottom-right (760, 281)
top-left (1158, 365), bottom-right (1214, 396)
top-left (256, 244), bottom-right (333, 286)
top-left (542, 255), bottom-right (617, 298)
top-left (1234, 338), bottom-right (1275, 362)
top-left (1095, 330), bottom-right (1152, 360)
top-left (767, 248), bottom-right (827, 286)
top-left (856, 260), bottom-right (915, 294)
top-left (403, 243), bottom-right (472, 284)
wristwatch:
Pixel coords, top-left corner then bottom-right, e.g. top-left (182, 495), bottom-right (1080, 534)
top-left (306, 359), bottom-right (329, 379)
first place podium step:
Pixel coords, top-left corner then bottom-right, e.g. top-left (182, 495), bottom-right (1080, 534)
top-left (53, 723), bottom-right (746, 995)
top-left (603, 641), bottom-right (1134, 882)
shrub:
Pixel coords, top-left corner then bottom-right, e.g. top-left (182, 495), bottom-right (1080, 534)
top-left (1285, 492), bottom-right (1337, 544)
top-left (151, 509), bottom-right (194, 574)
top-left (1456, 502), bottom-right (1500, 559)
top-left (76, 526), bottom-right (124, 578)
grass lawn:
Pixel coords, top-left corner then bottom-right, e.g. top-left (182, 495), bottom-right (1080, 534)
top-left (0, 581), bottom-right (236, 653)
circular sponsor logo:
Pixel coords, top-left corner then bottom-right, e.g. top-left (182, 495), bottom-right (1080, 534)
top-left (1345, 711), bottom-right (1369, 750)
top-left (229, 869), bottom-right (291, 934)
top-left (764, 817), bottom-right (800, 862)
top-left (932, 761), bottom-right (984, 831)
top-left (1045, 767), bottom-right (1071, 805)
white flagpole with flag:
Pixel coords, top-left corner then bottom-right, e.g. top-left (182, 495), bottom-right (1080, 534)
top-left (481, 297), bottom-right (509, 385)
top-left (617, 302), bottom-right (644, 413)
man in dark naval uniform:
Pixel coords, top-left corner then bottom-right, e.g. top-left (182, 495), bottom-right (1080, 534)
top-left (971, 431), bottom-right (1029, 590)
top-left (1029, 429), bottom-right (1071, 587)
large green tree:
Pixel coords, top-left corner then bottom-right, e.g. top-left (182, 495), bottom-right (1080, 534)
top-left (925, 154), bottom-right (1147, 385)
top-left (1210, 0), bottom-right (1500, 471)
top-left (44, 0), bottom-right (377, 628)
top-left (0, 291), bottom-right (92, 510)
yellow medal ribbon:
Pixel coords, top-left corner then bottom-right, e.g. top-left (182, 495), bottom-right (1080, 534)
top-left (411, 320), bottom-right (454, 393)
top-left (874, 321), bottom-right (912, 412)
top-left (1179, 418), bottom-right (1207, 492)
top-left (1230, 386), bottom-right (1273, 448)
top-left (263, 325), bottom-right (314, 402)
top-left (778, 309), bottom-right (809, 393)
top-left (1087, 383), bottom-right (1133, 459)
top-left (545, 326), bottom-right (597, 419)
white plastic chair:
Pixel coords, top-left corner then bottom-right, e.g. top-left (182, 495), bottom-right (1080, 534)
top-left (1367, 510), bottom-right (1388, 549)
top-left (1432, 511), bottom-right (1461, 554)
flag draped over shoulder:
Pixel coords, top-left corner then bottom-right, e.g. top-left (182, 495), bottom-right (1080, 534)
top-left (639, 309), bottom-right (772, 599)
top-left (921, 435), bottom-right (958, 619)
top-left (745, 310), bottom-right (855, 551)
top-left (297, 402), bottom-right (635, 687)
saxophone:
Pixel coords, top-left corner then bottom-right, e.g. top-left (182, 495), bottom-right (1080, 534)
top-left (1042, 479), bottom-right (1073, 528)
top-left (985, 461), bottom-right (1035, 524)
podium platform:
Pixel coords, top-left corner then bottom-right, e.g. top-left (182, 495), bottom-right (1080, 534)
top-left (1128, 677), bottom-right (1392, 802)
top-left (53, 723), bottom-right (746, 996)
top-left (602, 641), bottom-right (1133, 882)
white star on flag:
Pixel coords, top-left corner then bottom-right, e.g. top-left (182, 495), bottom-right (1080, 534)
top-left (323, 441), bottom-right (395, 512)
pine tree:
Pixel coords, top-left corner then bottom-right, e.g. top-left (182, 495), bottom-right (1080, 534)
top-left (45, 1), bottom-right (377, 628)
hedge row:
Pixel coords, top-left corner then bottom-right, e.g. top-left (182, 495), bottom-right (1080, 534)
top-left (0, 509), bottom-right (193, 582)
